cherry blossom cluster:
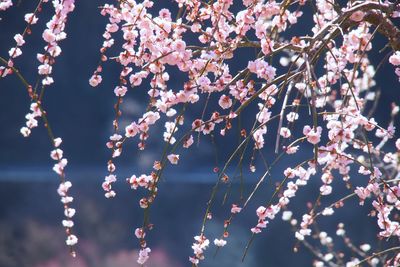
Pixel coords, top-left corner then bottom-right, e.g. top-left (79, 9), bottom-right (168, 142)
top-left (189, 235), bottom-right (210, 265)
top-left (1, 1), bottom-right (44, 77)
top-left (20, 102), bottom-right (42, 137)
top-left (251, 162), bottom-right (316, 237)
top-left (38, 0), bottom-right (75, 86)
top-left (3, 0), bottom-right (400, 265)
top-left (52, 138), bottom-right (78, 255)
top-left (86, 0), bottom-right (400, 265)
top-left (1, 0), bottom-right (78, 257)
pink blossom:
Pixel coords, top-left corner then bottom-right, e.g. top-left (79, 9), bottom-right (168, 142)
top-left (137, 247), bottom-right (151, 265)
top-left (20, 127), bottom-right (31, 137)
top-left (248, 59), bottom-right (276, 81)
top-left (213, 239), bottom-right (227, 247)
top-left (50, 149), bottom-right (63, 160)
top-left (89, 74), bottom-right (102, 87)
top-left (57, 181), bottom-right (72, 196)
top-left (4, 0), bottom-right (400, 263)
top-left (355, 186), bottom-right (370, 205)
top-left (251, 227), bottom-right (262, 234)
top-left (320, 184), bottom-right (332, 195)
top-left (280, 127), bottom-right (291, 138)
top-left (303, 125), bottom-right (322, 145)
top-left (231, 204), bottom-right (242, 214)
top-left (167, 154), bottom-right (179, 164)
top-left (42, 29), bottom-right (56, 43)
top-left (389, 52), bottom-right (400, 66)
top-left (183, 135), bottom-right (194, 148)
top-left (42, 76), bottom-right (54, 85)
top-left (189, 256), bottom-right (199, 265)
top-left (105, 191), bottom-right (116, 198)
top-left (257, 219), bottom-right (268, 229)
top-left (114, 86), bottom-right (128, 97)
top-left (61, 196), bottom-right (73, 204)
top-left (109, 135), bottom-right (121, 142)
top-left (8, 47), bottom-right (21, 58)
top-left (38, 64), bottom-right (53, 75)
top-left (30, 103), bottom-right (42, 117)
top-left (134, 228), bottom-right (146, 239)
top-left (53, 158), bottom-right (68, 175)
top-left (125, 122), bottom-right (139, 138)
top-left (256, 206), bottom-right (267, 220)
top-left (24, 13), bottom-right (38, 24)
top-left (14, 34), bottom-right (25, 46)
top-left (64, 208), bottom-right (76, 218)
top-left (66, 234), bottom-right (78, 246)
top-left (218, 94), bottom-right (232, 109)
top-left (286, 112), bottom-right (299, 122)
top-left (62, 220), bottom-right (74, 228)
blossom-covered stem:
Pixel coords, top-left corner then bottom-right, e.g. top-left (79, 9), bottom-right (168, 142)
top-left (312, 177), bottom-right (400, 222)
top-left (0, 55), bottom-right (78, 256)
top-left (134, 104), bottom-right (188, 261)
top-left (242, 158), bottom-right (313, 261)
top-left (1, 0), bottom-right (46, 76)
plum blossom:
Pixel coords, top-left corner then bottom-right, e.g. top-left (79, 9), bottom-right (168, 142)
top-left (280, 127), bottom-right (291, 138)
top-left (8, 47), bottom-right (21, 58)
top-left (213, 239), bottom-right (227, 247)
top-left (389, 52), bottom-right (400, 66)
top-left (66, 235), bottom-right (78, 246)
top-left (286, 112), bottom-right (299, 122)
top-left (167, 154), bottom-right (179, 164)
top-left (62, 220), bottom-right (74, 228)
top-left (14, 34), bottom-right (25, 46)
top-left (303, 125), bottom-right (322, 145)
top-left (320, 184), bottom-right (332, 195)
top-left (218, 94), bottom-right (232, 109)
top-left (24, 13), bottom-right (38, 24)
top-left (114, 86), bottom-right (128, 97)
top-left (248, 59), bottom-right (276, 81)
top-left (191, 235), bottom-right (210, 263)
top-left (20, 127), bottom-right (31, 137)
top-left (135, 228), bottom-right (146, 239)
top-left (231, 204), bottom-right (242, 214)
top-left (89, 74), bottom-right (102, 87)
top-left (137, 247), bottom-right (151, 265)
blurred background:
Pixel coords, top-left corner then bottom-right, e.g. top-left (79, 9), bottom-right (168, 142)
top-left (0, 1), bottom-right (399, 266)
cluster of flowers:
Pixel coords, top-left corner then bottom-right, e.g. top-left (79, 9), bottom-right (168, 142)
top-left (2, 0), bottom-right (400, 266)
top-left (87, 0), bottom-right (400, 265)
top-left (1, 2), bottom-right (42, 77)
top-left (49, 139), bottom-right (79, 255)
top-left (38, 0), bottom-right (75, 86)
top-left (1, 0), bottom-right (78, 256)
